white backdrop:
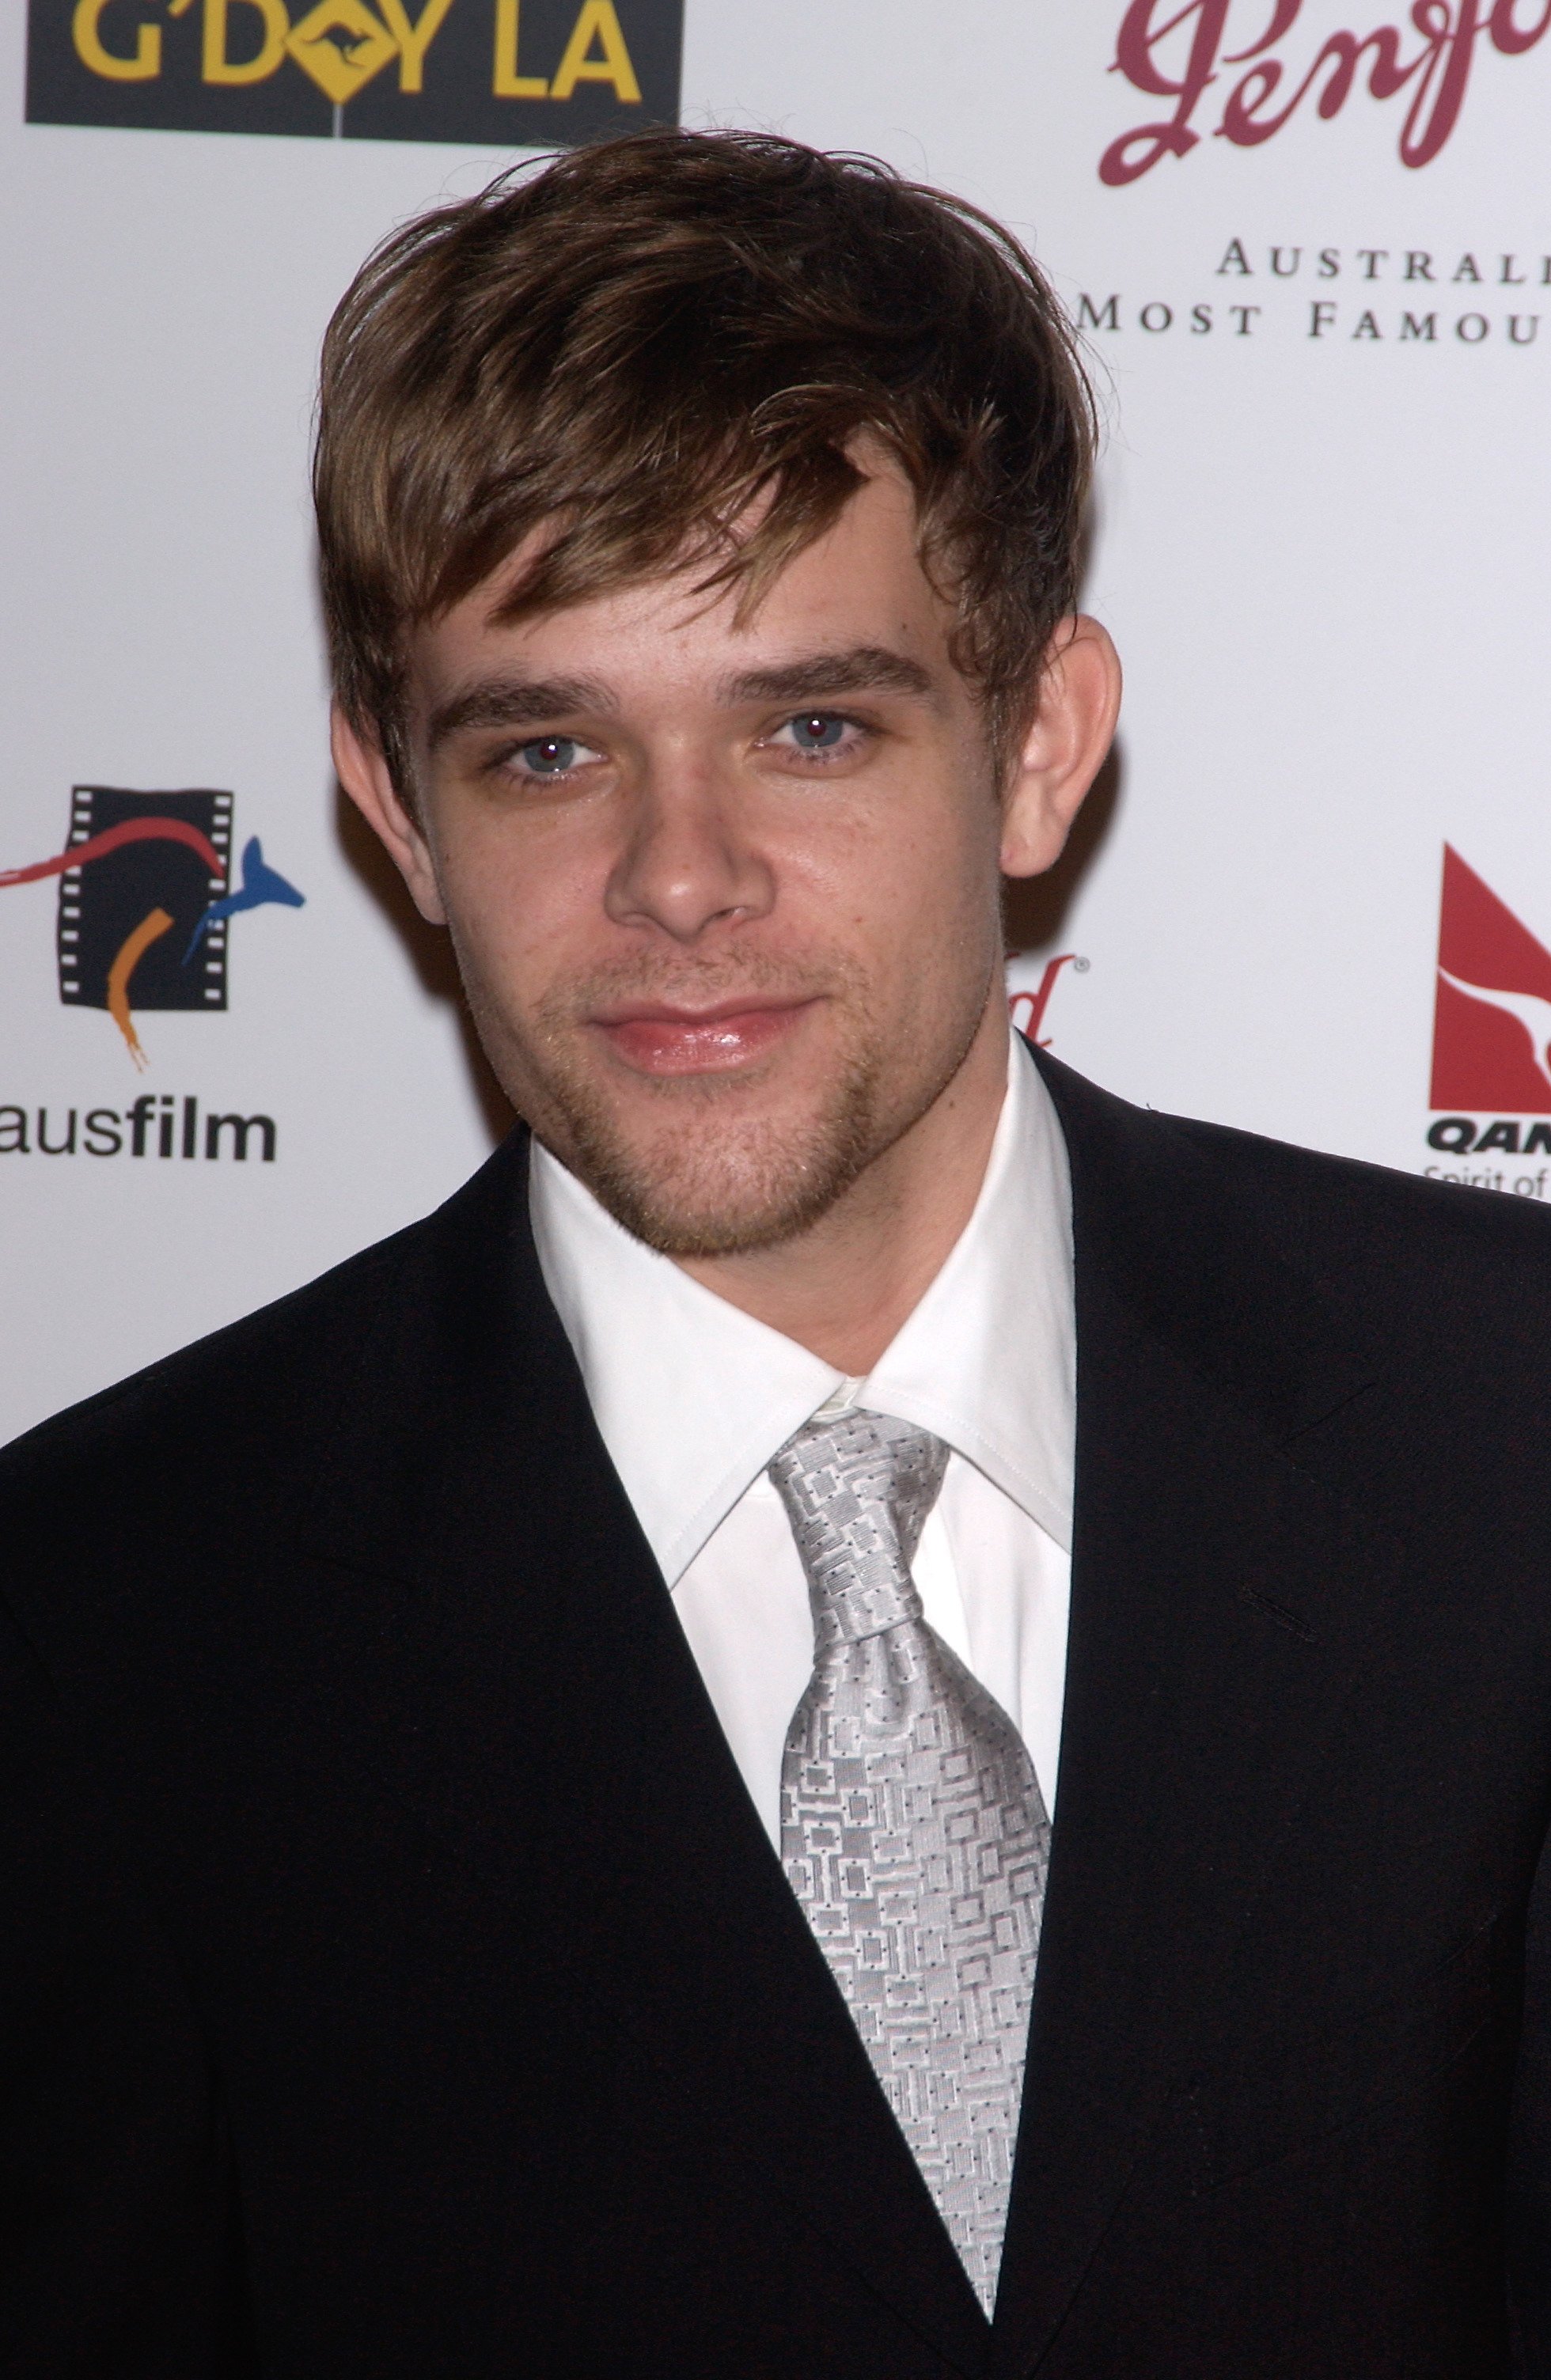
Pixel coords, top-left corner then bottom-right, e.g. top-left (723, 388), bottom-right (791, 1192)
top-left (5, 1), bottom-right (1550, 1440)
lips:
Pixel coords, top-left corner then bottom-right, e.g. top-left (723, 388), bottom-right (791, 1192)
top-left (593, 996), bottom-right (817, 1075)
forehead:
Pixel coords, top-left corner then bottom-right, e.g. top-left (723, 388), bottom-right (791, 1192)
top-left (408, 462), bottom-right (958, 711)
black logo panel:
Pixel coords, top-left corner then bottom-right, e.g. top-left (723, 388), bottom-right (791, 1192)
top-left (57, 786), bottom-right (232, 1014)
top-left (26, 1), bottom-right (682, 147)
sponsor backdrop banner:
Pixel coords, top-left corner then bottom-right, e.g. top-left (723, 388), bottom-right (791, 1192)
top-left (3, 2), bottom-right (1549, 1438)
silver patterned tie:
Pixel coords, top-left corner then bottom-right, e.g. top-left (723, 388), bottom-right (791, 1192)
top-left (771, 1409), bottom-right (1051, 2317)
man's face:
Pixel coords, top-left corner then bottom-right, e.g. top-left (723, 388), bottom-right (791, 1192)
top-left (382, 465), bottom-right (1018, 1257)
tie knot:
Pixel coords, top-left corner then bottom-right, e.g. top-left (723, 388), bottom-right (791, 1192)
top-left (769, 1410), bottom-right (947, 1643)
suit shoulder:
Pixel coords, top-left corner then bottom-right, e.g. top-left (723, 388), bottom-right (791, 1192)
top-left (0, 1230), bottom-right (402, 1515)
top-left (1162, 1107), bottom-right (1551, 1274)
top-left (1035, 1053), bottom-right (1551, 1351)
top-left (0, 1131), bottom-right (527, 1508)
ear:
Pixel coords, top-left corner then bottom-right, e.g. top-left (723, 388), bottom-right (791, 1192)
top-left (332, 705), bottom-right (448, 927)
top-left (999, 616), bottom-right (1122, 879)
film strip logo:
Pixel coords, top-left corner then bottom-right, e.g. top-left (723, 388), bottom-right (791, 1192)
top-left (58, 787), bottom-right (233, 1051)
top-left (4, 786), bottom-right (304, 1069)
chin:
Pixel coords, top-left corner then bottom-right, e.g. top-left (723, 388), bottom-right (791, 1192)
top-left (539, 1078), bottom-right (885, 1259)
top-left (587, 1130), bottom-right (874, 1259)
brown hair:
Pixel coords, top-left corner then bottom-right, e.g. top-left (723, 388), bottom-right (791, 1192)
top-left (314, 128), bottom-right (1097, 798)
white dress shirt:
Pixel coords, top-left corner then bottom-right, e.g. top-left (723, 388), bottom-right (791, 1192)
top-left (529, 1035), bottom-right (1076, 1847)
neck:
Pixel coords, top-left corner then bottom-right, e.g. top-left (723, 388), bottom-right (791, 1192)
top-left (676, 1000), bottom-right (1011, 1374)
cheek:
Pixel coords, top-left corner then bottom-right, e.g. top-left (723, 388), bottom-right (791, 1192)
top-left (793, 792), bottom-right (997, 950)
top-left (435, 814), bottom-right (605, 980)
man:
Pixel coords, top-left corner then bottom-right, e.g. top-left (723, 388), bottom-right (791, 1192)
top-left (3, 128), bottom-right (1551, 2379)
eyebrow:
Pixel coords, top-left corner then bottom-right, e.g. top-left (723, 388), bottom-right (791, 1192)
top-left (427, 675), bottom-right (609, 750)
top-left (424, 643), bottom-right (939, 752)
top-left (717, 646), bottom-right (939, 707)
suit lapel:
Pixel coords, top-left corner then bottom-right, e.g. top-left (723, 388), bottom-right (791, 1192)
top-left (988, 1058), bottom-right (1401, 2374)
top-left (305, 1131), bottom-right (992, 2375)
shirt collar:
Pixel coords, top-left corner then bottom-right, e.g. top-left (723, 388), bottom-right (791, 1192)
top-left (529, 1035), bottom-right (1075, 1584)
top-left (859, 1037), bottom-right (1074, 1548)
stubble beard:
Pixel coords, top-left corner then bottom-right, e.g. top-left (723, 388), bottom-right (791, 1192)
top-left (492, 949), bottom-right (980, 1260)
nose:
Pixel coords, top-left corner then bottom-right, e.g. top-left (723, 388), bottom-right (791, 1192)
top-left (604, 765), bottom-right (774, 945)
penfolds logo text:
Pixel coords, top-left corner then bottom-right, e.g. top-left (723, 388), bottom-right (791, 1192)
top-left (1103, 0), bottom-right (1551, 186)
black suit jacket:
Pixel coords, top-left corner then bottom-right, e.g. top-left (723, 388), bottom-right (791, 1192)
top-left (6, 1050), bottom-right (1551, 2377)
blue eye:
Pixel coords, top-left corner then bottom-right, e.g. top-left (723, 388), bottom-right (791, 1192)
top-left (788, 714), bottom-right (848, 751)
top-left (519, 737), bottom-right (581, 775)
